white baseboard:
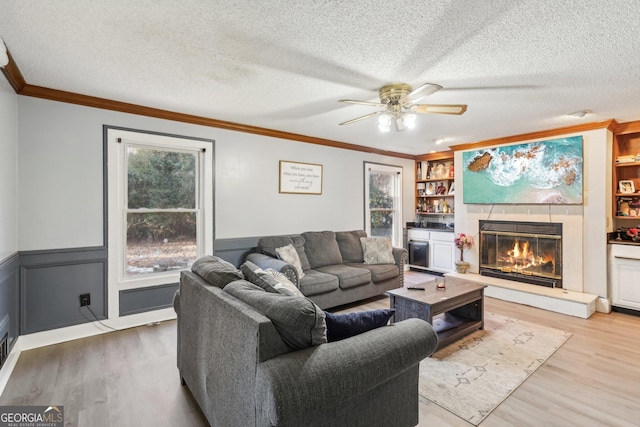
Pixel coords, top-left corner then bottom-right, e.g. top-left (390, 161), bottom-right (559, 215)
top-left (0, 308), bottom-right (176, 397)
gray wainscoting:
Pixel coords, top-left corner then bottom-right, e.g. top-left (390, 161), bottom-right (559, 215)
top-left (119, 283), bottom-right (179, 316)
top-left (213, 237), bottom-right (259, 266)
top-left (20, 247), bottom-right (108, 334)
top-left (0, 253), bottom-right (19, 367)
top-left (5, 236), bottom-right (262, 338)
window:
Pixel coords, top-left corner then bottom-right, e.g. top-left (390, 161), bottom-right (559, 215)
top-left (107, 127), bottom-right (213, 317)
top-left (364, 163), bottom-right (403, 247)
top-left (125, 146), bottom-right (199, 276)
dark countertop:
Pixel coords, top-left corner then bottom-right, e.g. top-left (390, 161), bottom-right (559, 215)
top-left (608, 240), bottom-right (640, 246)
top-left (406, 222), bottom-right (454, 232)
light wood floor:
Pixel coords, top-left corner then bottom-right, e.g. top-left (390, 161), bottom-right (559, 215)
top-left (1, 271), bottom-right (639, 426)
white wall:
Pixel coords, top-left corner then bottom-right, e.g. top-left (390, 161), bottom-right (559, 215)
top-left (0, 77), bottom-right (18, 261)
top-left (454, 128), bottom-right (611, 300)
top-left (17, 96), bottom-right (415, 250)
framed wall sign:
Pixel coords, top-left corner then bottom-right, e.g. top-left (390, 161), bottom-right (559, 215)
top-left (279, 160), bottom-right (323, 194)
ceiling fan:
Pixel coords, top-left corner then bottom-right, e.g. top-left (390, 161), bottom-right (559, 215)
top-left (338, 83), bottom-right (467, 132)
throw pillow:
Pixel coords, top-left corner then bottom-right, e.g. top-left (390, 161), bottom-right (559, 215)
top-left (257, 235), bottom-right (311, 271)
top-left (264, 268), bottom-right (305, 298)
top-left (191, 255), bottom-right (244, 288)
top-left (276, 244), bottom-right (305, 279)
top-left (240, 261), bottom-right (280, 293)
top-left (360, 236), bottom-right (395, 265)
top-left (225, 281), bottom-right (327, 349)
top-left (323, 309), bottom-right (396, 342)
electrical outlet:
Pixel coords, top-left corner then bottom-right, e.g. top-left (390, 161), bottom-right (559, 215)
top-left (79, 293), bottom-right (91, 307)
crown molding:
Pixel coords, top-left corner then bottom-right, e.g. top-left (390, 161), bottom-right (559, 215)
top-left (0, 49), bottom-right (26, 93)
top-left (0, 47), bottom-right (414, 160)
top-left (449, 120), bottom-right (617, 152)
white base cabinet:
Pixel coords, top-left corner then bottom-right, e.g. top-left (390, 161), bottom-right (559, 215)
top-left (407, 229), bottom-right (455, 273)
top-left (610, 244), bottom-right (640, 311)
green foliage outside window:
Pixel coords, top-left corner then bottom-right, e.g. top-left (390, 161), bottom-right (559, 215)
top-left (127, 148), bottom-right (197, 242)
top-left (369, 173), bottom-right (394, 237)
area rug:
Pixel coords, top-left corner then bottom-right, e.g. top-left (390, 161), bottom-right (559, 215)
top-left (418, 312), bottom-right (572, 425)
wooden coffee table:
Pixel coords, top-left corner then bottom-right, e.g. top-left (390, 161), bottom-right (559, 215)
top-left (387, 278), bottom-right (486, 351)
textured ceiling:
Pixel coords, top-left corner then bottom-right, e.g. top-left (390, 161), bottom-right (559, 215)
top-left (2, 0), bottom-right (640, 155)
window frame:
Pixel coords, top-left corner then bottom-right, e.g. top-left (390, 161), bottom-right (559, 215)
top-left (363, 162), bottom-right (403, 247)
top-left (106, 127), bottom-right (213, 318)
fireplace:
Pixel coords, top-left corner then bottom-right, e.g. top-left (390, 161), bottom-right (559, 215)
top-left (479, 220), bottom-right (563, 288)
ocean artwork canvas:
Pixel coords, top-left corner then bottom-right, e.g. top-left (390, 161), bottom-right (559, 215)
top-left (462, 136), bottom-right (583, 204)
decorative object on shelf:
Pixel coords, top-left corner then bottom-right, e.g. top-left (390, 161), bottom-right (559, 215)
top-left (435, 181), bottom-right (448, 195)
top-left (426, 182), bottom-right (435, 195)
top-left (454, 233), bottom-right (474, 273)
top-left (619, 180), bottom-right (635, 194)
top-left (626, 227), bottom-right (640, 242)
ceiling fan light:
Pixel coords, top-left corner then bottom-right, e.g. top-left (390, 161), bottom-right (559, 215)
top-left (378, 122), bottom-right (391, 132)
top-left (404, 114), bottom-right (416, 129)
top-left (378, 114), bottom-right (392, 126)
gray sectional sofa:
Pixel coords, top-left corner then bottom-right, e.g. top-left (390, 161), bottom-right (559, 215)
top-left (174, 257), bottom-right (438, 427)
top-left (246, 230), bottom-right (406, 309)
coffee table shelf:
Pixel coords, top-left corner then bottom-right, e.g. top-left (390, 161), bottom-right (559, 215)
top-left (387, 278), bottom-right (486, 351)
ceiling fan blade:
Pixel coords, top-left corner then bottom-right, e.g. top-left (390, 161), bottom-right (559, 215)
top-left (409, 104), bottom-right (468, 115)
top-left (404, 83), bottom-right (442, 102)
top-left (339, 111), bottom-right (382, 126)
top-left (338, 99), bottom-right (386, 107)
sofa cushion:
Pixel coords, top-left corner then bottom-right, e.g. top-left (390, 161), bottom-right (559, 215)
top-left (315, 264), bottom-right (371, 289)
top-left (298, 270), bottom-right (340, 296)
top-left (264, 269), bottom-right (305, 298)
top-left (276, 244), bottom-right (305, 279)
top-left (240, 261), bottom-right (280, 293)
top-left (323, 309), bottom-right (396, 342)
top-left (225, 281), bottom-right (327, 350)
top-left (257, 235), bottom-right (310, 271)
top-left (345, 263), bottom-right (399, 283)
top-left (360, 236), bottom-right (395, 264)
top-left (302, 231), bottom-right (343, 268)
top-left (191, 255), bottom-right (244, 288)
top-left (335, 230), bottom-right (367, 263)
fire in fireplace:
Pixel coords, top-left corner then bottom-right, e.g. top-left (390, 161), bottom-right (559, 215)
top-left (479, 220), bottom-right (562, 288)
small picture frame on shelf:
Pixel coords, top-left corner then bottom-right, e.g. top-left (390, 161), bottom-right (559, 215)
top-left (619, 180), bottom-right (635, 194)
top-left (425, 182), bottom-right (435, 195)
top-left (448, 182), bottom-right (455, 195)
top-left (435, 181), bottom-right (448, 195)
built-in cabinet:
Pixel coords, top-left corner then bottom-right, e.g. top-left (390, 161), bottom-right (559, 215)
top-left (609, 244), bottom-right (640, 310)
top-left (415, 152), bottom-right (455, 223)
top-left (612, 128), bottom-right (640, 223)
top-left (406, 228), bottom-right (455, 273)
top-left (610, 122), bottom-right (640, 312)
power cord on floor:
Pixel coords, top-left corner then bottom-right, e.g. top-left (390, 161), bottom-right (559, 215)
top-left (81, 305), bottom-right (119, 332)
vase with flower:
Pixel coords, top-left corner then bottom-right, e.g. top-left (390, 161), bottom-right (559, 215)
top-left (454, 233), bottom-right (474, 273)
